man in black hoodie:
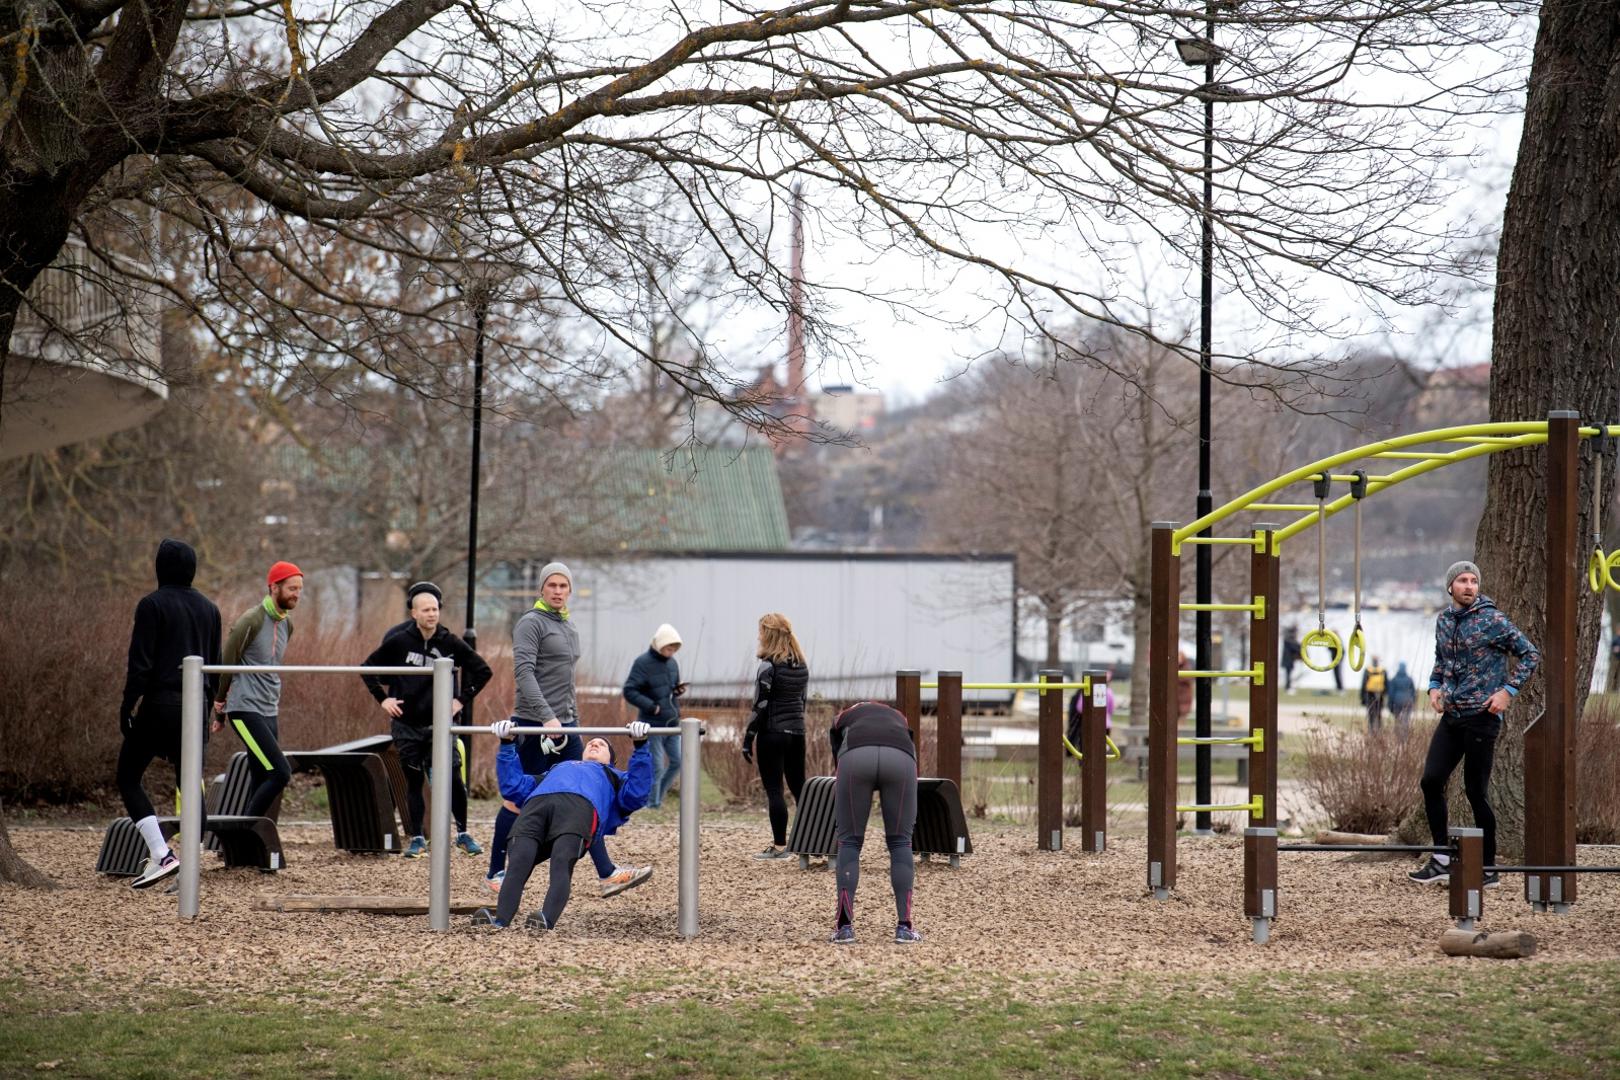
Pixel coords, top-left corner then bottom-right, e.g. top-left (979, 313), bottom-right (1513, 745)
top-left (118, 538), bottom-right (223, 889)
top-left (361, 581), bottom-right (492, 858)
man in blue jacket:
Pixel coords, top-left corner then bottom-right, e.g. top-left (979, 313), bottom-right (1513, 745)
top-left (472, 719), bottom-right (655, 930)
top-left (1409, 561), bottom-right (1539, 888)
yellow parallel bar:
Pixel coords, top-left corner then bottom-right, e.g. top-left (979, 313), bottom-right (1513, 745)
top-left (1179, 600), bottom-right (1264, 616)
top-left (1578, 426), bottom-right (1620, 438)
top-left (1177, 728), bottom-right (1263, 753)
top-left (1372, 451), bottom-right (1457, 461)
top-left (1178, 662), bottom-right (1265, 687)
top-left (1177, 794), bottom-right (1264, 818)
top-left (1248, 502), bottom-right (1318, 511)
top-left (1172, 421), bottom-right (1548, 546)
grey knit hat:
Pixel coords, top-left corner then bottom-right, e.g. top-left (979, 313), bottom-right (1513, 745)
top-left (538, 561), bottom-right (573, 588)
top-left (1445, 560), bottom-right (1480, 590)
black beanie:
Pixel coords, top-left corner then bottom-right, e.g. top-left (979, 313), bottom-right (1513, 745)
top-left (406, 581), bottom-right (443, 612)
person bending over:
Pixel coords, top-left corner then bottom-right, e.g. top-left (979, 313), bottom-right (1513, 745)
top-left (361, 581), bottom-right (492, 858)
top-left (1408, 561), bottom-right (1539, 888)
top-left (828, 701), bottom-right (921, 945)
top-left (472, 719), bottom-right (654, 930)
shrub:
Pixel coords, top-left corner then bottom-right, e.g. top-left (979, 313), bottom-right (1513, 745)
top-left (1298, 722), bottom-right (1432, 835)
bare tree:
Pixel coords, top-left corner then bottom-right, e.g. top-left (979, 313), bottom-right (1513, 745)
top-left (1, 0), bottom-right (1531, 442)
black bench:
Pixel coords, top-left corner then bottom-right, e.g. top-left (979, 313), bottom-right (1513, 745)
top-left (95, 814), bottom-right (284, 875)
top-left (787, 775), bottom-right (973, 869)
top-left (284, 749), bottom-right (405, 855)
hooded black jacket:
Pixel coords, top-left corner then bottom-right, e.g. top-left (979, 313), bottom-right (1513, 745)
top-left (120, 539), bottom-right (224, 722)
top-left (361, 621), bottom-right (492, 728)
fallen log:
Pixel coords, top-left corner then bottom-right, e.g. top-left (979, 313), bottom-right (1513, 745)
top-left (254, 894), bottom-right (487, 915)
top-left (1313, 830), bottom-right (1391, 846)
top-left (1439, 928), bottom-right (1538, 960)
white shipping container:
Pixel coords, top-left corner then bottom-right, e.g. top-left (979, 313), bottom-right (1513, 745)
top-left (564, 553), bottom-right (1016, 703)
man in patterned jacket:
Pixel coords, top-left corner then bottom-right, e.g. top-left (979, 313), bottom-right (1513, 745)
top-left (1408, 561), bottom-right (1539, 887)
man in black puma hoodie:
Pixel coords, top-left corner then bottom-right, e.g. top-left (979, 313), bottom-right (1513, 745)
top-left (118, 538), bottom-right (223, 889)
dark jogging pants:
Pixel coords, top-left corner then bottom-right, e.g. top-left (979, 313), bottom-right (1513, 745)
top-left (1420, 710), bottom-right (1501, 868)
top-left (116, 703), bottom-right (206, 831)
top-left (228, 711), bottom-right (293, 819)
top-left (833, 744), bottom-right (918, 929)
top-left (493, 793), bottom-right (597, 928)
top-left (488, 724), bottom-right (614, 880)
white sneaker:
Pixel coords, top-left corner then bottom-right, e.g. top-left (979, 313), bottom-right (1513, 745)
top-left (600, 865), bottom-right (654, 897)
top-left (132, 852), bottom-right (180, 889)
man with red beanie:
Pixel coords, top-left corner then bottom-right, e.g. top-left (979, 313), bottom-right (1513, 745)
top-left (214, 561), bottom-right (304, 818)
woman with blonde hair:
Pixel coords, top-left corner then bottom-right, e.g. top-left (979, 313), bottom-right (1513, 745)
top-left (741, 613), bottom-right (809, 859)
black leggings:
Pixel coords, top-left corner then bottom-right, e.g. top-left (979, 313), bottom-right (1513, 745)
top-left (756, 731), bottom-right (806, 846)
top-left (494, 795), bottom-right (595, 927)
top-left (229, 712), bottom-right (293, 819)
top-left (1420, 712), bottom-right (1500, 868)
top-left (834, 744), bottom-right (918, 928)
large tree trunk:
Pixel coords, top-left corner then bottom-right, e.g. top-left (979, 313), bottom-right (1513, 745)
top-left (1475, 0), bottom-right (1620, 861)
top-left (0, 800), bottom-right (56, 889)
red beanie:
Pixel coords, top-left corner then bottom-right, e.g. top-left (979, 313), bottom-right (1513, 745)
top-left (267, 560), bottom-right (303, 587)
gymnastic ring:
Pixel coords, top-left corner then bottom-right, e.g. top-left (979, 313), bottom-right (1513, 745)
top-left (1602, 549), bottom-right (1620, 593)
top-left (1592, 549), bottom-right (1606, 594)
top-left (1346, 626), bottom-right (1367, 672)
top-left (1300, 628), bottom-right (1343, 672)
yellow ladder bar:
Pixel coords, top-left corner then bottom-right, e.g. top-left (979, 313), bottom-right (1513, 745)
top-left (1179, 598), bottom-right (1266, 618)
top-left (1177, 794), bottom-right (1265, 818)
top-left (1177, 662), bottom-right (1265, 686)
top-left (1177, 729), bottom-right (1265, 753)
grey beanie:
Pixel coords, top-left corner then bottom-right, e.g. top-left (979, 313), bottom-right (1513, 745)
top-left (1445, 560), bottom-right (1480, 590)
top-left (538, 561), bottom-right (573, 588)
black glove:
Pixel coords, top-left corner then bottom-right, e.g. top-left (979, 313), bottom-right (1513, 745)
top-left (120, 712), bottom-right (136, 737)
top-left (741, 738), bottom-right (753, 765)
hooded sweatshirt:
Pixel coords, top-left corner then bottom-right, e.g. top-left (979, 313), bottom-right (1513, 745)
top-left (1428, 595), bottom-right (1539, 718)
top-left (622, 624), bottom-right (683, 727)
top-left (120, 539), bottom-right (223, 721)
top-left (361, 620), bottom-right (492, 728)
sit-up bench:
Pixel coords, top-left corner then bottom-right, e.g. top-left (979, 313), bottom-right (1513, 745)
top-left (96, 814), bottom-right (283, 875)
top-left (786, 776), bottom-right (974, 869)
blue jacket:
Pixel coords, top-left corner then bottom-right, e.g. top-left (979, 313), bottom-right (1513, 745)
top-left (1428, 596), bottom-right (1539, 717)
top-left (496, 741), bottom-right (653, 838)
top-left (1386, 664), bottom-right (1417, 708)
top-left (622, 649), bottom-right (681, 727)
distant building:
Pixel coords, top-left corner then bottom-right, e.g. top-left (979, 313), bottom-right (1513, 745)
top-left (813, 384), bottom-right (884, 434)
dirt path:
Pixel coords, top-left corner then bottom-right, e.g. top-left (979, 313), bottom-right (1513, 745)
top-left (4, 821), bottom-right (1617, 1004)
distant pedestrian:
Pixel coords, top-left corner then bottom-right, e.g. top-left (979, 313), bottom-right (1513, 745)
top-left (1066, 678), bottom-right (1115, 749)
top-left (215, 560), bottom-right (303, 819)
top-left (1386, 662), bottom-right (1417, 734)
top-left (622, 623), bottom-right (688, 809)
top-left (1360, 656), bottom-right (1388, 732)
top-left (742, 613), bottom-right (809, 860)
top-left (1408, 561), bottom-right (1539, 889)
top-left (118, 539), bottom-right (222, 889)
top-left (487, 562), bottom-right (651, 899)
top-left (361, 582), bottom-right (492, 859)
top-left (828, 702), bottom-right (921, 944)
top-left (1280, 626), bottom-right (1301, 691)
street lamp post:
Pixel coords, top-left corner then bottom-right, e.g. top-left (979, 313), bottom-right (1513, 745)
top-left (463, 279), bottom-right (489, 659)
top-left (1177, 11), bottom-right (1219, 834)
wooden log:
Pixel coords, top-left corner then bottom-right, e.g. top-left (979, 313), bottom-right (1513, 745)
top-left (254, 894), bottom-right (487, 915)
top-left (1438, 928), bottom-right (1538, 960)
top-left (1313, 830), bottom-right (1390, 846)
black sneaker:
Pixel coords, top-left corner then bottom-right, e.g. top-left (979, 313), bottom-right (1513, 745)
top-left (1407, 858), bottom-right (1449, 885)
top-left (470, 908), bottom-right (506, 928)
top-left (1483, 871), bottom-right (1501, 889)
top-left (524, 910), bottom-right (551, 931)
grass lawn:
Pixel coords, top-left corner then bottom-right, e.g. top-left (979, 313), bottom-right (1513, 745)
top-left (4, 963), bottom-right (1617, 1079)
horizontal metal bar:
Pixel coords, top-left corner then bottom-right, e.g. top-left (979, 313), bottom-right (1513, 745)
top-left (1179, 602), bottom-right (1261, 613)
top-left (1178, 668), bottom-right (1260, 679)
top-left (1278, 844), bottom-right (1448, 853)
top-left (201, 664), bottom-right (428, 676)
top-left (920, 681), bottom-right (1087, 691)
top-left (1177, 800), bottom-right (1262, 814)
top-left (449, 725), bottom-right (684, 737)
top-left (1178, 536), bottom-right (1265, 546)
top-left (1487, 865), bottom-right (1620, 874)
top-left (1177, 735), bottom-right (1259, 746)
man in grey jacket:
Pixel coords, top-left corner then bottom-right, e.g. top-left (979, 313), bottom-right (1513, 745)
top-left (214, 560), bottom-right (303, 819)
top-left (482, 562), bottom-right (653, 899)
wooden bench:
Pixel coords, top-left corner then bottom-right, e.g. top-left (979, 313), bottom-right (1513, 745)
top-left (787, 775), bottom-right (973, 869)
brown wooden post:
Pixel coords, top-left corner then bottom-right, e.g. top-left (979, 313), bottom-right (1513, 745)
top-left (1037, 669), bottom-right (1064, 851)
top-left (936, 671), bottom-right (962, 787)
top-left (1527, 411), bottom-right (1578, 911)
top-left (1449, 827), bottom-right (1485, 929)
top-left (1080, 669), bottom-right (1109, 853)
top-left (1249, 526), bottom-right (1279, 828)
top-left (1243, 826), bottom-right (1277, 943)
top-left (895, 670), bottom-right (922, 747)
top-left (1148, 522), bottom-right (1180, 897)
